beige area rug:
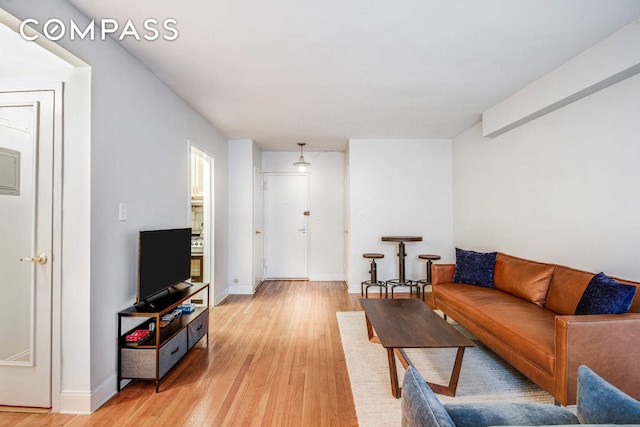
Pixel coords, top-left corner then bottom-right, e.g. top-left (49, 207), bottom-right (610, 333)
top-left (337, 311), bottom-right (555, 427)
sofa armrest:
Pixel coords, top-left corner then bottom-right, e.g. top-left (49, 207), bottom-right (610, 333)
top-left (432, 264), bottom-right (455, 285)
top-left (555, 313), bottom-right (640, 405)
top-left (445, 403), bottom-right (578, 426)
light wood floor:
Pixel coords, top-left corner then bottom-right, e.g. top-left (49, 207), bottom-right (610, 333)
top-left (1, 281), bottom-right (393, 426)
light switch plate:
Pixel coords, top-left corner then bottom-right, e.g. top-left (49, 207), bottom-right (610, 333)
top-left (119, 203), bottom-right (128, 221)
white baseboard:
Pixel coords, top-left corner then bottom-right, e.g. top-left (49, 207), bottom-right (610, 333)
top-left (347, 282), bottom-right (361, 294)
top-left (59, 373), bottom-right (117, 414)
top-left (59, 390), bottom-right (92, 414)
top-left (214, 291), bottom-right (230, 305)
top-left (308, 273), bottom-right (345, 281)
top-left (91, 373), bottom-right (117, 413)
top-left (229, 284), bottom-right (254, 294)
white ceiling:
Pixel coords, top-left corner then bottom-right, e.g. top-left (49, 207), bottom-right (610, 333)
top-left (64, 0), bottom-right (640, 151)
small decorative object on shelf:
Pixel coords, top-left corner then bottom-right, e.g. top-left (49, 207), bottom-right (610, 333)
top-left (161, 309), bottom-right (183, 322)
top-left (178, 302), bottom-right (196, 314)
top-left (125, 329), bottom-right (151, 342)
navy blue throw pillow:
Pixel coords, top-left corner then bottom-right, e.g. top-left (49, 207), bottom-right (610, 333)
top-left (575, 272), bottom-right (637, 315)
top-left (452, 248), bottom-right (497, 288)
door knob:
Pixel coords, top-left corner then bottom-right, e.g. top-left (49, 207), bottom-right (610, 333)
top-left (255, 230), bottom-right (262, 234)
top-left (19, 253), bottom-right (48, 265)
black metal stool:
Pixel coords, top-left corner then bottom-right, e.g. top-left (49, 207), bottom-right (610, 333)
top-left (361, 253), bottom-right (387, 298)
top-left (382, 236), bottom-right (422, 299)
top-left (416, 254), bottom-right (441, 301)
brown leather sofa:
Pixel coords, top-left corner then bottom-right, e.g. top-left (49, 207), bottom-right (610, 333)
top-left (432, 252), bottom-right (640, 406)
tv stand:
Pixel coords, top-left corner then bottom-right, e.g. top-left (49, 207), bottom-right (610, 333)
top-left (117, 283), bottom-right (209, 392)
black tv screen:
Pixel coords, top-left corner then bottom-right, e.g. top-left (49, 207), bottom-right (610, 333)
top-left (137, 227), bottom-right (192, 303)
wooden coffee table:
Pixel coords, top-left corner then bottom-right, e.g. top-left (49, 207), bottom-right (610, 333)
top-left (359, 298), bottom-right (475, 398)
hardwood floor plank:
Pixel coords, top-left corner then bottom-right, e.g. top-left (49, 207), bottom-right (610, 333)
top-left (2, 281), bottom-right (413, 426)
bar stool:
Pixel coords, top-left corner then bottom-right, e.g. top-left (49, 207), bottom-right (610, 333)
top-left (416, 254), bottom-right (441, 301)
top-left (382, 236), bottom-right (422, 299)
top-left (361, 253), bottom-right (387, 298)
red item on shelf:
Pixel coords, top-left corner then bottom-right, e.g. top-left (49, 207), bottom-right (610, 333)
top-left (125, 329), bottom-right (151, 342)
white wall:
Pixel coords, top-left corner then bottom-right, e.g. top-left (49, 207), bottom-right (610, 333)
top-left (227, 139), bottom-right (263, 294)
top-left (483, 19), bottom-right (640, 138)
top-left (347, 139), bottom-right (453, 293)
top-left (88, 36), bottom-right (228, 413)
top-left (453, 73), bottom-right (640, 280)
top-left (262, 151), bottom-right (345, 281)
top-left (228, 139), bottom-right (255, 293)
top-left (1, 0), bottom-right (230, 413)
top-left (1, 8), bottom-right (92, 413)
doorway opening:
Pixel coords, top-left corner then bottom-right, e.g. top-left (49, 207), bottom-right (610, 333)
top-left (189, 145), bottom-right (214, 299)
top-left (0, 88), bottom-right (58, 409)
top-left (253, 167), bottom-right (265, 291)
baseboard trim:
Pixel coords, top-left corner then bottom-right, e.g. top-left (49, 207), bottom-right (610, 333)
top-left (214, 290), bottom-right (230, 305)
top-left (348, 282), bottom-right (361, 294)
top-left (309, 274), bottom-right (345, 281)
top-left (229, 284), bottom-right (254, 294)
top-left (58, 373), bottom-right (117, 414)
top-left (59, 390), bottom-right (92, 414)
top-left (91, 373), bottom-right (117, 413)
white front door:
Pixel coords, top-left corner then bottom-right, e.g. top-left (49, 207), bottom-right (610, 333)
top-left (265, 173), bottom-right (309, 279)
top-left (253, 167), bottom-right (265, 290)
top-left (0, 90), bottom-right (55, 408)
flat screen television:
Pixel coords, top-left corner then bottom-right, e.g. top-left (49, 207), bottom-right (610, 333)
top-left (137, 227), bottom-right (192, 305)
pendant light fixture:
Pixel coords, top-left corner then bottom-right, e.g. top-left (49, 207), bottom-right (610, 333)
top-left (293, 142), bottom-right (310, 172)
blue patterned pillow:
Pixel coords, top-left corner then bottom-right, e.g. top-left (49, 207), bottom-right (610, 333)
top-left (575, 272), bottom-right (636, 315)
top-left (452, 248), bottom-right (497, 288)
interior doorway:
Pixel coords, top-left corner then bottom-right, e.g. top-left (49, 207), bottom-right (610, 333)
top-left (253, 167), bottom-right (265, 290)
top-left (189, 145), bottom-right (214, 298)
top-left (0, 89), bottom-right (57, 409)
top-left (264, 173), bottom-right (309, 279)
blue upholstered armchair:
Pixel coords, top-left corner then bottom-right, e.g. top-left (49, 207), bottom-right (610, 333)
top-left (401, 365), bottom-right (640, 427)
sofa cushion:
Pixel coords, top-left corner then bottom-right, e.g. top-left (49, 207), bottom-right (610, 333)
top-left (493, 253), bottom-right (555, 306)
top-left (445, 402), bottom-right (579, 427)
top-left (545, 266), bottom-right (593, 315)
top-left (434, 283), bottom-right (556, 375)
top-left (577, 365), bottom-right (640, 425)
top-left (401, 366), bottom-right (455, 427)
top-left (452, 248), bottom-right (496, 288)
top-left (547, 267), bottom-right (640, 315)
top-left (575, 272), bottom-right (637, 315)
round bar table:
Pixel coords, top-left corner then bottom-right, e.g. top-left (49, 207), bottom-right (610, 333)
top-left (381, 236), bottom-right (422, 297)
